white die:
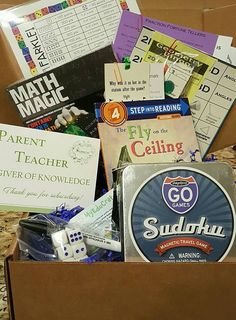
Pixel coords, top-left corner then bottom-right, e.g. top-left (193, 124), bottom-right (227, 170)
top-left (51, 230), bottom-right (68, 248)
top-left (72, 242), bottom-right (87, 259)
top-left (63, 257), bottom-right (77, 262)
top-left (66, 228), bottom-right (84, 245)
top-left (56, 244), bottom-right (73, 260)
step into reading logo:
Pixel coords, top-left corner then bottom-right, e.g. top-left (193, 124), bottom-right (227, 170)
top-left (129, 167), bottom-right (235, 262)
top-left (162, 176), bottom-right (198, 214)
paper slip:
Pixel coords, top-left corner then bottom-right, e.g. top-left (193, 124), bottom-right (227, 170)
top-left (191, 60), bottom-right (236, 157)
top-left (226, 47), bottom-right (236, 66)
top-left (113, 11), bottom-right (232, 62)
top-left (0, 0), bottom-right (140, 78)
top-left (105, 62), bottom-right (165, 101)
top-left (0, 124), bottom-right (100, 213)
top-left (149, 64), bottom-right (165, 99)
top-left (69, 189), bottom-right (113, 237)
top-left (130, 26), bottom-right (216, 103)
top-left (213, 36), bottom-right (233, 61)
top-left (164, 62), bottom-right (193, 99)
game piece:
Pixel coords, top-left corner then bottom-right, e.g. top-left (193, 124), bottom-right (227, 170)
top-left (51, 230), bottom-right (68, 247)
top-left (56, 244), bottom-right (73, 260)
top-left (71, 242), bottom-right (87, 259)
top-left (66, 228), bottom-right (84, 245)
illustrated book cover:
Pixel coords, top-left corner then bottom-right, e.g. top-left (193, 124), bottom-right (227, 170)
top-left (95, 98), bottom-right (201, 189)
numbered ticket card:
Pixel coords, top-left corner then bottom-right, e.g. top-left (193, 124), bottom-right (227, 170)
top-left (104, 62), bottom-right (165, 101)
top-left (191, 60), bottom-right (236, 157)
top-left (0, 0), bottom-right (140, 78)
top-left (131, 26), bottom-right (217, 103)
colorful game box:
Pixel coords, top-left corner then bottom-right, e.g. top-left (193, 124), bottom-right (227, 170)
top-left (121, 162), bottom-right (236, 262)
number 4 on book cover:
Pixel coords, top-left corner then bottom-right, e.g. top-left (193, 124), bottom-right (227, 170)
top-left (95, 99), bottom-right (201, 189)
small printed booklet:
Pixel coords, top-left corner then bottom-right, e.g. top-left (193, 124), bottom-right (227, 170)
top-left (95, 98), bottom-right (201, 189)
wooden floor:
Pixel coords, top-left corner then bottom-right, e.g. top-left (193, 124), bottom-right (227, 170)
top-left (0, 145), bottom-right (235, 319)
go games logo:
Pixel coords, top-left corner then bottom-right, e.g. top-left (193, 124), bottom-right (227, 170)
top-left (162, 176), bottom-right (198, 214)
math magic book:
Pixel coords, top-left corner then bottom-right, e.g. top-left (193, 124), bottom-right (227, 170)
top-left (95, 98), bottom-right (201, 189)
top-left (7, 45), bottom-right (116, 133)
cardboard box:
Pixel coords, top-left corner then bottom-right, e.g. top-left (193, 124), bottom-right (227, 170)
top-left (0, 0), bottom-right (236, 152)
top-left (1, 2), bottom-right (236, 319)
top-left (5, 240), bottom-right (236, 320)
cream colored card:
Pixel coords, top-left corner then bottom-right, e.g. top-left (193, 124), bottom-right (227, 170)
top-left (149, 63), bottom-right (165, 99)
top-left (0, 124), bottom-right (100, 213)
top-left (105, 62), bottom-right (164, 101)
top-left (227, 47), bottom-right (236, 66)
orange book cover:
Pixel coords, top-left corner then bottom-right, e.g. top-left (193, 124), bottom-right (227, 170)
top-left (95, 98), bottom-right (201, 189)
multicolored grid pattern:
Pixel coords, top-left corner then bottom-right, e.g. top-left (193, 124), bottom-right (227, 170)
top-left (9, 0), bottom-right (129, 76)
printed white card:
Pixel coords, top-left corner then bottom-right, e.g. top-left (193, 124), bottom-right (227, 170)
top-left (0, 124), bottom-right (100, 212)
top-left (149, 63), bottom-right (165, 99)
top-left (0, 0), bottom-right (140, 78)
top-left (227, 47), bottom-right (236, 66)
top-left (69, 189), bottom-right (113, 236)
top-left (105, 62), bottom-right (164, 101)
top-left (213, 35), bottom-right (233, 61)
